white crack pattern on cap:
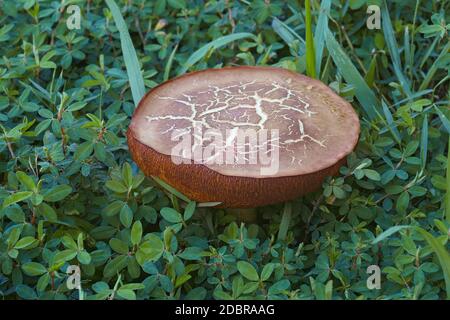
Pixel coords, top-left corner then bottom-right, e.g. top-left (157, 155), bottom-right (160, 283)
top-left (144, 80), bottom-right (329, 167)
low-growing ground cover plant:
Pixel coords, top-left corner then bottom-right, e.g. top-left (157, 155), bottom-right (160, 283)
top-left (0, 0), bottom-right (449, 300)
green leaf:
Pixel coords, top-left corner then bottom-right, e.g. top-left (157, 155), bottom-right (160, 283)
top-left (278, 202), bottom-right (292, 241)
top-left (419, 41), bottom-right (450, 91)
top-left (180, 33), bottom-right (256, 74)
top-left (110, 238), bottom-right (129, 255)
top-left (74, 141), bottom-right (94, 161)
top-left (164, 43), bottom-right (179, 81)
top-left (161, 207), bottom-right (182, 223)
top-left (381, 100), bottom-right (402, 145)
top-left (7, 226), bottom-right (23, 247)
top-left (213, 289), bottom-right (233, 300)
top-left (434, 106), bottom-right (450, 134)
top-left (54, 249), bottom-right (77, 265)
top-left (364, 55), bottom-right (377, 88)
top-left (178, 247), bottom-right (204, 261)
top-left (446, 136), bottom-right (450, 223)
top-left (77, 250), bottom-right (92, 265)
top-left (103, 200), bottom-right (124, 217)
top-left (105, 180), bottom-right (128, 193)
top-left (314, 0), bottom-right (331, 76)
top-left (66, 101), bottom-right (87, 112)
top-left (22, 262), bottom-right (47, 276)
top-left (104, 255), bottom-right (128, 277)
top-left (122, 162), bottom-right (133, 188)
top-left (268, 279), bottom-right (290, 295)
top-left (185, 287), bottom-right (207, 300)
top-left (2, 191), bottom-right (33, 208)
top-left (16, 285), bottom-right (37, 300)
top-left (372, 225), bottom-right (409, 244)
top-left (120, 204), bottom-right (133, 228)
top-left (364, 169), bottom-right (381, 181)
top-left (237, 261), bottom-right (259, 282)
top-left (305, 0), bottom-right (316, 78)
top-left (136, 234), bottom-right (164, 265)
top-left (183, 201), bottom-right (196, 221)
top-left (14, 237), bottom-right (38, 250)
top-left (117, 289), bottom-right (136, 300)
top-left (131, 221), bottom-right (143, 245)
top-left (324, 28), bottom-right (379, 119)
top-left (168, 0), bottom-right (186, 10)
top-left (380, 0), bottom-right (412, 97)
top-left (120, 283), bottom-right (145, 291)
top-left (272, 17), bottom-right (305, 48)
top-left (16, 171), bottom-right (36, 191)
top-left (420, 114), bottom-right (428, 169)
top-left (105, 0), bottom-right (146, 106)
top-left (43, 185), bottom-right (72, 202)
top-left (4, 206), bottom-right (25, 223)
top-left (260, 263), bottom-right (275, 282)
top-left (396, 191), bottom-right (410, 214)
top-left (37, 202), bottom-right (58, 222)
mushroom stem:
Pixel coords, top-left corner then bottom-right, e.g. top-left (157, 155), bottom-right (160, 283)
top-left (226, 208), bottom-right (258, 223)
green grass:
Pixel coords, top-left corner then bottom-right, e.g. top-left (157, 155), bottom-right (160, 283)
top-left (105, 0), bottom-right (145, 106)
top-left (447, 136), bottom-right (450, 223)
top-left (304, 0), bottom-right (316, 78)
top-left (324, 28), bottom-right (380, 120)
top-left (179, 33), bottom-right (257, 75)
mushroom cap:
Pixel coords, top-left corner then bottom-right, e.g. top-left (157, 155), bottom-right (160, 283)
top-left (127, 66), bottom-right (360, 208)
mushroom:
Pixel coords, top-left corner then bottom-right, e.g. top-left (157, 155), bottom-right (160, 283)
top-left (127, 66), bottom-right (360, 220)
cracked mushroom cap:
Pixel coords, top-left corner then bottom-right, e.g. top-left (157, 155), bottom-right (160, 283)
top-left (127, 66), bottom-right (360, 208)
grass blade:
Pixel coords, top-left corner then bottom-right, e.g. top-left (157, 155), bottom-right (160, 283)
top-left (272, 17), bottom-right (306, 56)
top-left (419, 36), bottom-right (439, 69)
top-left (446, 136), bottom-right (450, 223)
top-left (419, 41), bottom-right (450, 91)
top-left (372, 225), bottom-right (409, 244)
top-left (106, 0), bottom-right (145, 107)
top-left (434, 105), bottom-right (450, 134)
top-left (364, 54), bottom-right (377, 88)
top-left (324, 28), bottom-right (380, 119)
top-left (304, 0), bottom-right (316, 78)
top-left (272, 17), bottom-right (306, 44)
top-left (314, 0), bottom-right (331, 76)
top-left (151, 176), bottom-right (191, 203)
top-left (420, 114), bottom-right (428, 169)
top-left (380, 100), bottom-right (402, 145)
top-left (404, 26), bottom-right (411, 76)
top-left (164, 43), bottom-right (179, 81)
top-left (179, 33), bottom-right (256, 75)
top-left (277, 202), bottom-right (292, 241)
top-left (381, 0), bottom-right (412, 97)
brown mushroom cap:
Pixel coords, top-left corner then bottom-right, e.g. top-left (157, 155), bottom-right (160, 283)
top-left (127, 66), bottom-right (360, 208)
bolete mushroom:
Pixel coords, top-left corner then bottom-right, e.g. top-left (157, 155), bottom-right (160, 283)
top-left (127, 66), bottom-right (360, 215)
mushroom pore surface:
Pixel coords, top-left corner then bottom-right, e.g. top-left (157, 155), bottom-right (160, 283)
top-left (127, 66), bottom-right (360, 208)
